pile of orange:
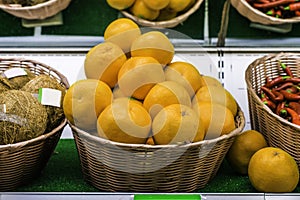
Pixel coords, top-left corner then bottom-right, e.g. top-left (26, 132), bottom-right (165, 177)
top-left (106, 0), bottom-right (196, 21)
top-left (63, 18), bottom-right (238, 145)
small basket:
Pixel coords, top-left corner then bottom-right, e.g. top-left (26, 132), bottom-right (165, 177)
top-left (70, 105), bottom-right (245, 192)
top-left (231, 0), bottom-right (300, 25)
top-left (0, 57), bottom-right (69, 191)
top-left (121, 0), bottom-right (203, 28)
top-left (0, 0), bottom-right (72, 20)
top-left (245, 52), bottom-right (300, 170)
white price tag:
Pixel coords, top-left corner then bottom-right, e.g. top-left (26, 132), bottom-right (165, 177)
top-left (4, 68), bottom-right (27, 79)
top-left (38, 88), bottom-right (62, 107)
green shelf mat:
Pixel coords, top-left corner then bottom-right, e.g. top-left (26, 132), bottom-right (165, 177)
top-left (13, 139), bottom-right (300, 193)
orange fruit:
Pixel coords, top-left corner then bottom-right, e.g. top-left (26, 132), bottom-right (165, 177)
top-left (118, 56), bottom-right (165, 100)
top-left (226, 130), bottom-right (268, 175)
top-left (193, 101), bottom-right (236, 139)
top-left (130, 0), bottom-right (160, 21)
top-left (152, 104), bottom-right (205, 145)
top-left (104, 18), bottom-right (141, 54)
top-left (192, 85), bottom-right (238, 116)
top-left (106, 0), bottom-right (135, 10)
top-left (248, 147), bottom-right (299, 192)
top-left (164, 61), bottom-right (204, 98)
top-left (166, 0), bottom-right (192, 12)
top-left (131, 31), bottom-right (175, 66)
top-left (63, 79), bottom-right (113, 131)
top-left (97, 97), bottom-right (151, 144)
top-left (202, 75), bottom-right (223, 88)
top-left (142, 0), bottom-right (170, 10)
top-left (84, 42), bottom-right (127, 88)
top-left (143, 81), bottom-right (191, 118)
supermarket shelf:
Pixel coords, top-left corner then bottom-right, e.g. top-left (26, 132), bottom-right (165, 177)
top-left (2, 192), bottom-right (300, 200)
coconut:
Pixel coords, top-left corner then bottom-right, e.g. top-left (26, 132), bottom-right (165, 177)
top-left (0, 77), bottom-right (12, 94)
top-left (0, 90), bottom-right (47, 145)
top-left (2, 68), bottom-right (36, 90)
top-left (21, 74), bottom-right (66, 132)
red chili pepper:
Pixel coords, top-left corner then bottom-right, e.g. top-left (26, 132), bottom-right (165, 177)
top-left (295, 10), bottom-right (300, 15)
top-left (284, 2), bottom-right (300, 11)
top-left (261, 86), bottom-right (278, 102)
top-left (266, 76), bottom-right (291, 88)
top-left (275, 9), bottom-right (282, 17)
top-left (274, 82), bottom-right (294, 91)
top-left (279, 61), bottom-right (294, 77)
top-left (261, 92), bottom-right (276, 110)
top-left (253, 0), bottom-right (298, 9)
top-left (288, 101), bottom-right (300, 115)
top-left (286, 107), bottom-right (300, 125)
top-left (281, 89), bottom-right (300, 101)
top-left (272, 89), bottom-right (284, 102)
top-left (286, 77), bottom-right (300, 84)
top-left (276, 102), bottom-right (287, 117)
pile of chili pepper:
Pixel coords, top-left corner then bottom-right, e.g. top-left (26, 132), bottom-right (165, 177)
top-left (246, 0), bottom-right (300, 19)
top-left (260, 60), bottom-right (300, 125)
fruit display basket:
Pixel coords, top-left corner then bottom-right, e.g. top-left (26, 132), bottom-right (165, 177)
top-left (121, 0), bottom-right (203, 28)
top-left (0, 58), bottom-right (69, 191)
top-left (70, 105), bottom-right (245, 192)
top-left (245, 52), bottom-right (300, 169)
top-left (0, 0), bottom-right (72, 20)
top-left (231, 0), bottom-right (300, 25)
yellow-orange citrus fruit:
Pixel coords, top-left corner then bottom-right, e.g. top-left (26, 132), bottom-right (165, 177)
top-left (63, 79), bottom-right (113, 131)
top-left (104, 18), bottom-right (141, 54)
top-left (193, 102), bottom-right (236, 139)
top-left (118, 56), bottom-right (165, 100)
top-left (130, 0), bottom-right (160, 21)
top-left (166, 0), bottom-right (192, 12)
top-left (226, 130), bottom-right (268, 175)
top-left (106, 0), bottom-right (135, 10)
top-left (131, 31), bottom-right (175, 66)
top-left (192, 85), bottom-right (238, 116)
top-left (142, 0), bottom-right (170, 10)
top-left (248, 147), bottom-right (299, 192)
top-left (152, 104), bottom-right (205, 145)
top-left (143, 81), bottom-right (191, 118)
top-left (84, 42), bottom-right (127, 88)
top-left (97, 97), bottom-right (151, 144)
top-left (164, 61), bottom-right (204, 98)
top-left (202, 75), bottom-right (223, 88)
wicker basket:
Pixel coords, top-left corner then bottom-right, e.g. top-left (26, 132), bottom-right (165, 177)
top-left (71, 105), bottom-right (245, 192)
top-left (121, 0), bottom-right (203, 28)
top-left (231, 0), bottom-right (300, 25)
top-left (0, 0), bottom-right (72, 20)
top-left (245, 52), bottom-right (300, 170)
top-left (0, 58), bottom-right (69, 191)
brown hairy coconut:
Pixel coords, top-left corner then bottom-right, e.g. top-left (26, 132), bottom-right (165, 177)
top-left (0, 90), bottom-right (47, 145)
top-left (2, 68), bottom-right (36, 90)
top-left (21, 74), bottom-right (66, 132)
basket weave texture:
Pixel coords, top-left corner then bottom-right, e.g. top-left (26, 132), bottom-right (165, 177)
top-left (71, 105), bottom-right (245, 192)
top-left (245, 52), bottom-right (300, 170)
top-left (231, 0), bottom-right (300, 25)
top-left (0, 58), bottom-right (69, 191)
top-left (0, 0), bottom-right (72, 20)
top-left (121, 0), bottom-right (203, 28)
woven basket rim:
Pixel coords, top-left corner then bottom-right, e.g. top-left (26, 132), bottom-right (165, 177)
top-left (0, 0), bottom-right (62, 10)
top-left (231, 0), bottom-right (300, 24)
top-left (70, 105), bottom-right (245, 149)
top-left (245, 52), bottom-right (300, 131)
top-left (121, 0), bottom-right (203, 28)
top-left (0, 57), bottom-right (70, 88)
